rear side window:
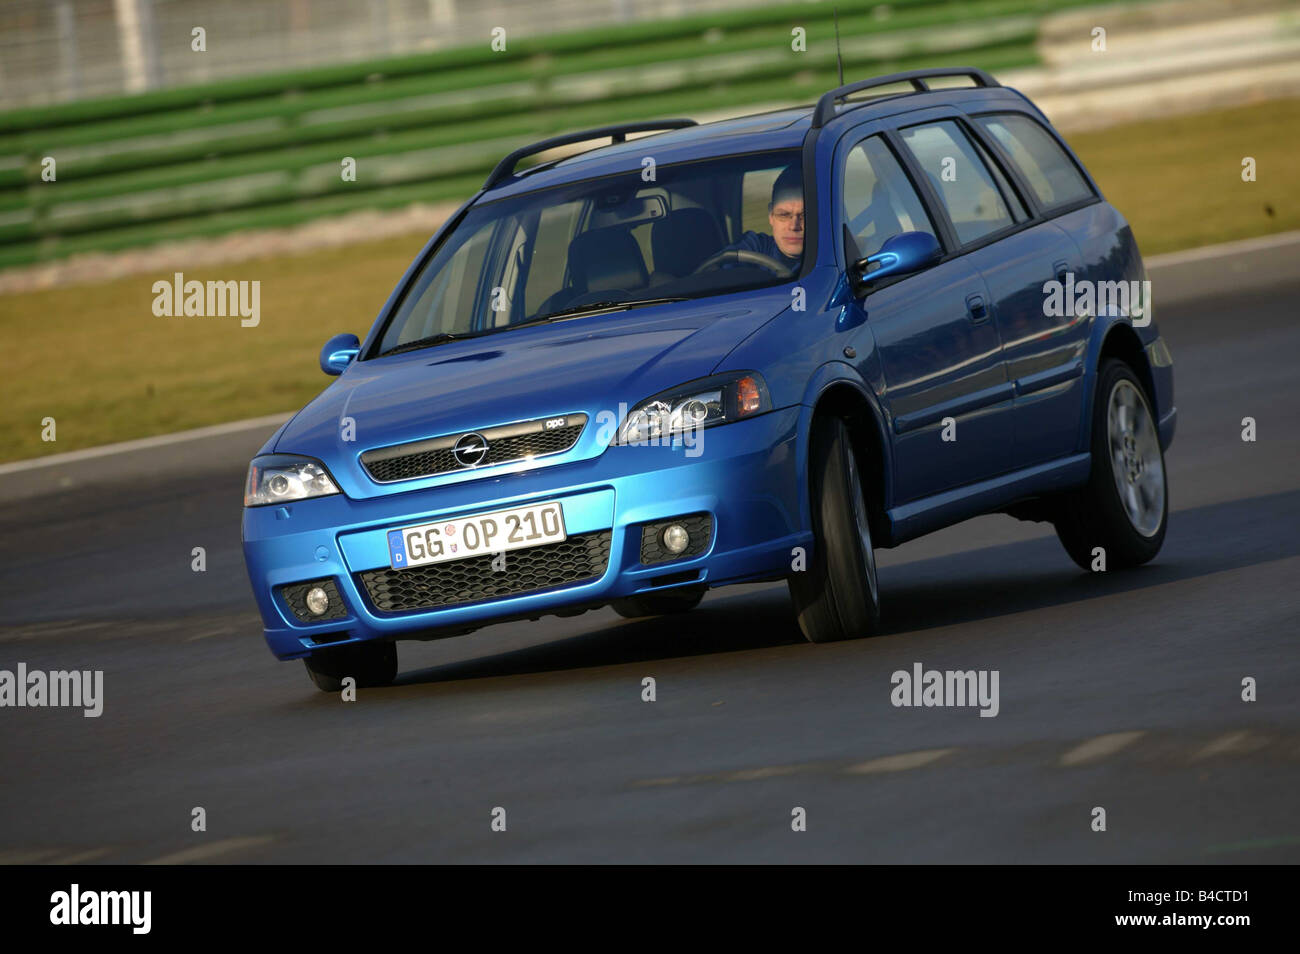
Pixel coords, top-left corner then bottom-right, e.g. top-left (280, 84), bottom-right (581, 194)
top-left (898, 120), bottom-right (1016, 246)
top-left (977, 113), bottom-right (1094, 210)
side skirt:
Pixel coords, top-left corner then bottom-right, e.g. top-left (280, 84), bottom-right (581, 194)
top-left (885, 453), bottom-right (1091, 546)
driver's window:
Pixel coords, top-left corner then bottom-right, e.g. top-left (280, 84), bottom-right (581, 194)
top-left (841, 136), bottom-right (933, 260)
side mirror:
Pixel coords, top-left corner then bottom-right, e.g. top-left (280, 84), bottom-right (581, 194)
top-left (851, 231), bottom-right (942, 292)
top-left (320, 333), bottom-right (360, 375)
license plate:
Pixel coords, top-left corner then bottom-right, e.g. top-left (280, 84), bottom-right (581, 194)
top-left (386, 502), bottom-right (566, 570)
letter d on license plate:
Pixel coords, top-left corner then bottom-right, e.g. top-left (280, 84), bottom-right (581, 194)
top-left (386, 501), bottom-right (566, 569)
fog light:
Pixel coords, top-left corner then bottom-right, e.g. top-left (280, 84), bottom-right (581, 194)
top-left (661, 524), bottom-right (690, 554)
top-left (305, 586), bottom-right (330, 616)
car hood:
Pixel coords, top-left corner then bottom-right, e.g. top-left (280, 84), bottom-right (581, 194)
top-left (275, 292), bottom-right (790, 498)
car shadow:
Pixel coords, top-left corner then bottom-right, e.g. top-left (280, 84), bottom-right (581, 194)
top-left (395, 586), bottom-right (802, 687)
top-left (879, 487), bottom-right (1300, 635)
top-left (394, 488), bottom-right (1299, 688)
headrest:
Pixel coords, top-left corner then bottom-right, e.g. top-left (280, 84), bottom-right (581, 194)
top-left (650, 208), bottom-right (725, 278)
top-left (567, 228), bottom-right (648, 293)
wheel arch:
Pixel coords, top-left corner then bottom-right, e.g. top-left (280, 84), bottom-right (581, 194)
top-left (1099, 322), bottom-right (1158, 415)
top-left (1079, 317), bottom-right (1160, 455)
top-left (798, 365), bottom-right (894, 547)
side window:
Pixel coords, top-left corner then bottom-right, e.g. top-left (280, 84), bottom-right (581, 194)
top-left (840, 135), bottom-right (934, 260)
top-left (899, 120), bottom-right (1015, 246)
top-left (977, 113), bottom-right (1093, 210)
top-left (741, 166), bottom-right (781, 235)
top-left (971, 134), bottom-right (1028, 223)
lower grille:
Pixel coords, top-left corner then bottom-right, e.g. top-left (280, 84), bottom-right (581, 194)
top-left (640, 513), bottom-right (713, 565)
top-left (358, 530), bottom-right (612, 614)
top-left (280, 579), bottom-right (347, 622)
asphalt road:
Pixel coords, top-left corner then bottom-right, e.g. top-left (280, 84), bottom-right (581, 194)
top-left (1, 265), bottom-right (1297, 864)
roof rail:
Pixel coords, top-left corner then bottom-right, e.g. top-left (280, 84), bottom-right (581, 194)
top-left (483, 119), bottom-right (698, 189)
top-left (810, 67), bottom-right (999, 128)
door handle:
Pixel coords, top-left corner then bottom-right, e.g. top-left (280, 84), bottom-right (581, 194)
top-left (965, 293), bottom-right (988, 323)
top-left (1053, 259), bottom-right (1071, 283)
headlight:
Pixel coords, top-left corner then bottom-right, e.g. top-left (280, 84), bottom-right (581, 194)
top-left (616, 372), bottom-right (772, 444)
top-left (244, 454), bottom-right (340, 507)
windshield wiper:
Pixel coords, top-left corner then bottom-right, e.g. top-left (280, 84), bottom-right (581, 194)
top-left (379, 331), bottom-right (486, 357)
top-left (379, 297), bottom-right (686, 357)
top-left (519, 296), bottom-right (686, 328)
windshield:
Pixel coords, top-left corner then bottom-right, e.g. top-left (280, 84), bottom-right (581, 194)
top-left (374, 149), bottom-right (804, 356)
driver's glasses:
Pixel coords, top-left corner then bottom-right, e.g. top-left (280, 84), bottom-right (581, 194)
top-left (772, 210), bottom-right (805, 224)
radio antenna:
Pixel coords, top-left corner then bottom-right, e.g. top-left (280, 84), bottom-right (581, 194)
top-left (834, 8), bottom-right (844, 86)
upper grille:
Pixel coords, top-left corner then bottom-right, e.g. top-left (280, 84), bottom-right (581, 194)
top-left (361, 415), bottom-right (586, 483)
top-left (358, 530), bottom-right (612, 614)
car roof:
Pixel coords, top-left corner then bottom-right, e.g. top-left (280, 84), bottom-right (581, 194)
top-left (481, 107), bottom-right (812, 201)
top-left (481, 83), bottom-right (1035, 202)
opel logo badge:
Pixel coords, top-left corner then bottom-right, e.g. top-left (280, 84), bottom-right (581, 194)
top-left (453, 432), bottom-right (489, 467)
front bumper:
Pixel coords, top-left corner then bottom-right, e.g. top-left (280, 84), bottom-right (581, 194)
top-left (242, 406), bottom-right (807, 659)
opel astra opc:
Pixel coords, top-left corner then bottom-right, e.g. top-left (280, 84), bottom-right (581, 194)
top-left (241, 68), bottom-right (1175, 691)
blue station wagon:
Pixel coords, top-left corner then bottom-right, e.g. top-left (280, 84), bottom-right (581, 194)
top-left (241, 68), bottom-right (1176, 691)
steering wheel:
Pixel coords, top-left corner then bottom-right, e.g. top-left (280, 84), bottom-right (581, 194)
top-left (692, 248), bottom-right (796, 278)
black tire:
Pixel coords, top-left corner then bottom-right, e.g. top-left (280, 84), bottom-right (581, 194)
top-left (1055, 359), bottom-right (1168, 571)
top-left (788, 417), bottom-right (881, 643)
top-left (610, 586), bottom-right (705, 619)
top-left (303, 641), bottom-right (398, 693)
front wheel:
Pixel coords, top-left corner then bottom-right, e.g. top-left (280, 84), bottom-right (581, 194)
top-left (303, 641), bottom-right (398, 693)
top-left (1055, 359), bottom-right (1168, 570)
top-left (788, 417), bottom-right (881, 643)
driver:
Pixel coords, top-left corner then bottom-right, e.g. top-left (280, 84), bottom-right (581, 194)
top-left (723, 165), bottom-right (804, 272)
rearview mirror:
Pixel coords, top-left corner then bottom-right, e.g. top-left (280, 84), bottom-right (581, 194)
top-left (851, 231), bottom-right (941, 292)
top-left (320, 333), bottom-right (360, 375)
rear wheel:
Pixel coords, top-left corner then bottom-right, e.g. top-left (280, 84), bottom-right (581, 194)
top-left (788, 417), bottom-right (881, 643)
top-left (1055, 359), bottom-right (1168, 570)
top-left (303, 641), bottom-right (398, 693)
top-left (610, 586), bottom-right (705, 619)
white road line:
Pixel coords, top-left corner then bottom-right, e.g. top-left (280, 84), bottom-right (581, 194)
top-left (0, 848), bottom-right (61, 864)
top-left (1059, 731), bottom-right (1145, 766)
top-left (724, 765), bottom-right (803, 782)
top-left (634, 764), bottom-right (804, 787)
top-left (142, 835), bottom-right (274, 865)
top-left (637, 750), bottom-right (955, 788)
top-left (1194, 730), bottom-right (1263, 760)
top-left (845, 748), bottom-right (956, 774)
top-left (44, 847), bottom-right (114, 864)
top-left (0, 413), bottom-right (293, 476)
top-left (1145, 229), bottom-right (1300, 269)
